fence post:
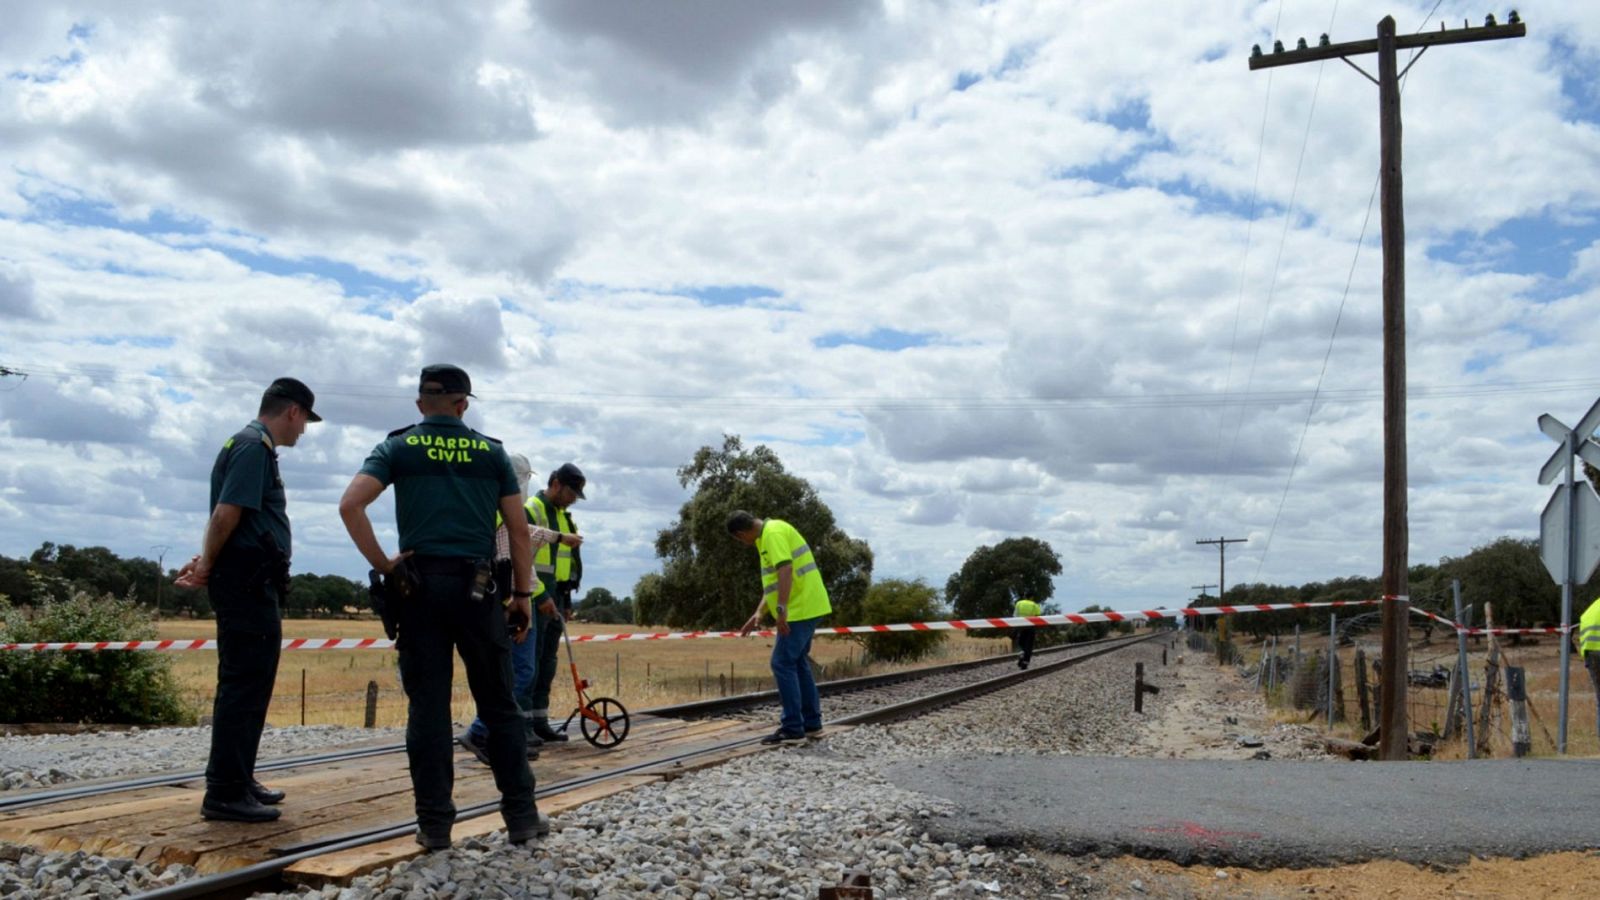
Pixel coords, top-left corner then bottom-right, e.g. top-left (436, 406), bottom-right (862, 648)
top-left (300, 668), bottom-right (307, 726)
top-left (1355, 647), bottom-right (1371, 731)
top-left (1443, 664), bottom-right (1461, 741)
top-left (1293, 625), bottom-right (1302, 674)
top-left (364, 680), bottom-right (379, 728)
top-left (1475, 611), bottom-right (1501, 757)
top-left (1453, 580), bottom-right (1476, 758)
top-left (1134, 662), bottom-right (1159, 712)
top-left (1506, 666), bottom-right (1532, 758)
top-left (1326, 615), bottom-right (1337, 729)
top-left (615, 653), bottom-right (621, 695)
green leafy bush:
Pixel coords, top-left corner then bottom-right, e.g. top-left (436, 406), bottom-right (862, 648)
top-left (858, 579), bottom-right (947, 663)
top-left (0, 590), bottom-right (197, 725)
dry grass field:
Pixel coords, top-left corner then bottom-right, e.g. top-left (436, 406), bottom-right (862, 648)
top-left (157, 618), bottom-right (1015, 729)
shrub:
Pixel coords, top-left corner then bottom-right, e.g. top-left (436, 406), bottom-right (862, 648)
top-left (0, 590), bottom-right (197, 725)
top-left (857, 579), bottom-right (947, 664)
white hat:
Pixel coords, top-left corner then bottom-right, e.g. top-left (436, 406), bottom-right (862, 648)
top-left (510, 453), bottom-right (534, 496)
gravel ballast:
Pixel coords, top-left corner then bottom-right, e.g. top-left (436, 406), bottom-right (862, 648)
top-left (0, 639), bottom-right (1177, 898)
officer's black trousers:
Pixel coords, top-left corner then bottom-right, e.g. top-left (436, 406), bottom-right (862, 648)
top-left (397, 559), bottom-right (537, 837)
top-left (1017, 628), bottom-right (1037, 667)
top-left (205, 566), bottom-right (282, 801)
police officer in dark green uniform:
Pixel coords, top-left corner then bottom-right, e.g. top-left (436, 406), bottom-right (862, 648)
top-left (176, 377), bottom-right (320, 823)
top-left (338, 364), bottom-right (547, 850)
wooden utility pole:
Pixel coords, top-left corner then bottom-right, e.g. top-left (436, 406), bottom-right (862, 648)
top-left (1249, 12), bottom-right (1525, 761)
top-left (1195, 537), bottom-right (1246, 604)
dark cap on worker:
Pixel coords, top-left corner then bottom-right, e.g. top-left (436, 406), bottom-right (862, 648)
top-left (418, 364), bottom-right (475, 397)
top-left (552, 462), bottom-right (586, 499)
top-left (263, 377), bottom-right (322, 422)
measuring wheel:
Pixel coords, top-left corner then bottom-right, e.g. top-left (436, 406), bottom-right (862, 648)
top-left (580, 697), bottom-right (630, 748)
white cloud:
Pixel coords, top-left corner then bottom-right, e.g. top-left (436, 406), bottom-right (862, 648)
top-left (0, 1), bottom-right (1597, 614)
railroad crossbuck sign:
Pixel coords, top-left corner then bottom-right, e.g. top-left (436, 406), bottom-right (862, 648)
top-left (1535, 395), bottom-right (1600, 754)
top-left (1536, 399), bottom-right (1600, 584)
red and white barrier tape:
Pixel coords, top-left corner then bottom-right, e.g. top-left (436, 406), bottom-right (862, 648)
top-left (0, 599), bottom-right (1381, 651)
top-left (1408, 605), bottom-right (1571, 636)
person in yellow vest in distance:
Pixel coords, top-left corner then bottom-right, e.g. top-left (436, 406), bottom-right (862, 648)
top-left (728, 511), bottom-right (832, 745)
top-left (1014, 598), bottom-right (1042, 670)
top-left (1578, 595), bottom-right (1600, 740)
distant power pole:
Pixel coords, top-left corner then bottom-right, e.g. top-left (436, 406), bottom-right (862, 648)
top-left (1190, 583), bottom-right (1218, 601)
top-left (1250, 12), bottom-right (1525, 761)
top-left (1195, 537), bottom-right (1247, 604)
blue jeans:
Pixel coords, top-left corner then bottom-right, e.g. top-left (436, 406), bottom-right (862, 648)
top-left (468, 612), bottom-right (539, 744)
top-left (771, 617), bottom-right (823, 736)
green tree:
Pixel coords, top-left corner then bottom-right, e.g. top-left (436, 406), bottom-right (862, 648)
top-left (637, 435), bottom-right (873, 629)
top-left (944, 537), bottom-right (1062, 619)
top-left (0, 590), bottom-right (195, 724)
top-left (574, 587), bottom-right (634, 624)
top-left (858, 579), bottom-right (947, 662)
top-left (1440, 537), bottom-right (1559, 627)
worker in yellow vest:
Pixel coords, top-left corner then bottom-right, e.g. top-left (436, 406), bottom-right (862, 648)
top-left (728, 511), bottom-right (832, 745)
top-left (1014, 597), bottom-right (1042, 669)
top-left (1578, 595), bottom-right (1600, 740)
top-left (524, 463), bottom-right (586, 743)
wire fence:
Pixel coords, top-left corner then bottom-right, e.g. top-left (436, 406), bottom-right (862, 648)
top-left (1217, 606), bottom-right (1600, 759)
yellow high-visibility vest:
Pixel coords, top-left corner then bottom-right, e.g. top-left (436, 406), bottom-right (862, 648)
top-left (756, 519), bottom-right (831, 622)
top-left (1014, 599), bottom-right (1042, 617)
top-left (1580, 596), bottom-right (1600, 654)
top-left (527, 493), bottom-right (575, 585)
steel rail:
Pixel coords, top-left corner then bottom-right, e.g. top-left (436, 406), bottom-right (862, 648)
top-left (834, 632), bottom-right (1158, 726)
top-left (0, 742), bottom-right (407, 813)
top-left (644, 633), bottom-right (1135, 719)
top-left (130, 630), bottom-right (1163, 899)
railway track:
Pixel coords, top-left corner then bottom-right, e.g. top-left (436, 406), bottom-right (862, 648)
top-left (0, 631), bottom-right (1159, 898)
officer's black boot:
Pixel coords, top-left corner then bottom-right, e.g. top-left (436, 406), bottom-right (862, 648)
top-left (531, 717), bottom-right (567, 743)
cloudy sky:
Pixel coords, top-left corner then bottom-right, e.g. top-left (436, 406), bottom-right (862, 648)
top-left (2, 1), bottom-right (1597, 615)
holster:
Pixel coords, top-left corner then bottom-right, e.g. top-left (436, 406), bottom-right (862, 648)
top-left (370, 559), bottom-right (421, 642)
top-left (368, 570), bottom-right (398, 641)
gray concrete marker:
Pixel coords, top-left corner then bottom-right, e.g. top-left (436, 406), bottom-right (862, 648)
top-left (883, 755), bottom-right (1600, 869)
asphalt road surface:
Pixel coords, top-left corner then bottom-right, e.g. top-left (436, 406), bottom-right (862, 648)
top-left (883, 755), bottom-right (1600, 868)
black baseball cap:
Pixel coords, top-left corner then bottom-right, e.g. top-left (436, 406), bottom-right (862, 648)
top-left (418, 364), bottom-right (475, 397)
top-left (552, 462), bottom-right (586, 499)
top-left (263, 377), bottom-right (322, 422)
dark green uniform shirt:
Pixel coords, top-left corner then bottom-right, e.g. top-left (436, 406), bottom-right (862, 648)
top-left (358, 414), bottom-right (518, 559)
top-left (208, 420), bottom-right (290, 560)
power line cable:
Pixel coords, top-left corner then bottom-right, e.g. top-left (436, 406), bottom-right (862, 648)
top-left (1214, 0), bottom-right (1289, 466)
top-left (1252, 1), bottom-right (1455, 579)
top-left (1225, 1), bottom-right (1342, 467)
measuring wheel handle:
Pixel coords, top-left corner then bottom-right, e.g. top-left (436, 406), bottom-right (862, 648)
top-left (580, 696), bottom-right (630, 748)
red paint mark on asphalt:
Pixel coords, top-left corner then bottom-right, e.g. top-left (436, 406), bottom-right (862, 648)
top-left (1141, 821), bottom-right (1262, 848)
